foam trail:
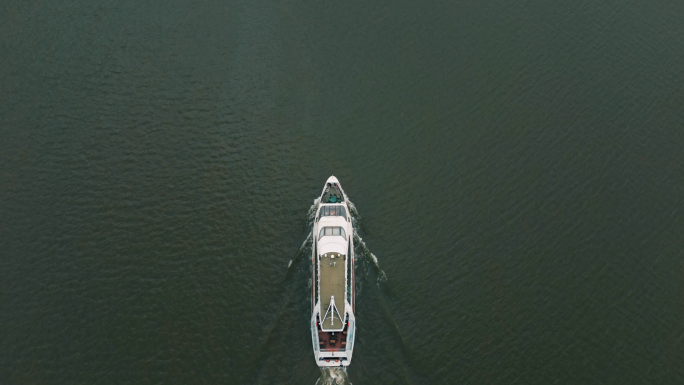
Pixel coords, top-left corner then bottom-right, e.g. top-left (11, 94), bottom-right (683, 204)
top-left (306, 197), bottom-right (321, 227)
top-left (302, 231), bottom-right (313, 249)
top-left (315, 368), bottom-right (352, 385)
top-left (353, 230), bottom-right (387, 287)
top-left (347, 198), bottom-right (386, 286)
top-left (286, 231), bottom-right (312, 273)
top-left (346, 199), bottom-right (359, 218)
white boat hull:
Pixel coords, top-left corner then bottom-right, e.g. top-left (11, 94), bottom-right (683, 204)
top-left (311, 176), bottom-right (356, 367)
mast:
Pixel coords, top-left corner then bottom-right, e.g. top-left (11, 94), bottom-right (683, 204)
top-left (322, 295), bottom-right (344, 327)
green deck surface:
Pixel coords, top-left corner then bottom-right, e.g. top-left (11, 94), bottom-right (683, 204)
top-left (319, 252), bottom-right (346, 329)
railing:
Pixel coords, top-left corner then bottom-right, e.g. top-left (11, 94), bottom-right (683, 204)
top-left (319, 348), bottom-right (346, 353)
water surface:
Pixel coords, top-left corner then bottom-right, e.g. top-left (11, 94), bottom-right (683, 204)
top-left (2, 0), bottom-right (684, 383)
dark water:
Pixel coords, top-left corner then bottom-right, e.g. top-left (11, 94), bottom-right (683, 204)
top-left (2, 0), bottom-right (684, 383)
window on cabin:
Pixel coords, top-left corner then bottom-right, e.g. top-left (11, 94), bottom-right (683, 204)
top-left (318, 226), bottom-right (347, 240)
top-left (318, 205), bottom-right (347, 220)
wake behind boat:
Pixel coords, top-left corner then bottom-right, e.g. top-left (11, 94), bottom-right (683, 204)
top-left (310, 176), bottom-right (356, 367)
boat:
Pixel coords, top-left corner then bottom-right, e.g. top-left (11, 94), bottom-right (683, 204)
top-left (310, 176), bottom-right (356, 367)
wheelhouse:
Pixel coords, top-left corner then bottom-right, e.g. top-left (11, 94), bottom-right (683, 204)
top-left (318, 205), bottom-right (347, 220)
top-left (318, 226), bottom-right (347, 240)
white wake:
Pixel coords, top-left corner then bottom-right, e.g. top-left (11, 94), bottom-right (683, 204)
top-left (315, 368), bottom-right (352, 385)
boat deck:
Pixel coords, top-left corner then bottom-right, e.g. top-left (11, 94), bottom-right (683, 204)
top-left (319, 252), bottom-right (346, 330)
top-left (322, 185), bottom-right (344, 204)
top-left (317, 323), bottom-right (349, 351)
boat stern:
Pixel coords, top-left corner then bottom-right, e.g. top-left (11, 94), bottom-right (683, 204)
top-left (312, 309), bottom-right (356, 367)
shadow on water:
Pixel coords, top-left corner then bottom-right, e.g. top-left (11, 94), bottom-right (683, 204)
top-left (245, 197), bottom-right (422, 384)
